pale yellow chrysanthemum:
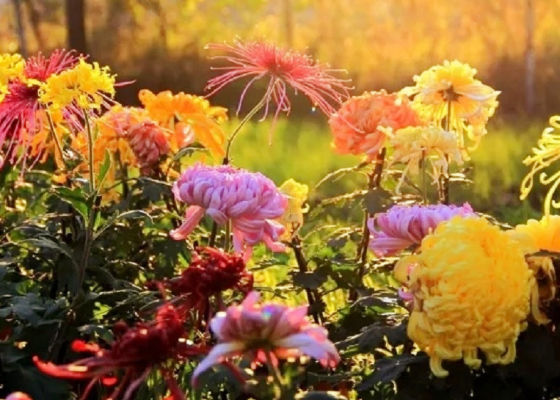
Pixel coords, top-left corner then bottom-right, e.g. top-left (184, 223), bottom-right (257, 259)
top-left (39, 59), bottom-right (115, 110)
top-left (509, 215), bottom-right (560, 322)
top-left (390, 125), bottom-right (463, 192)
top-left (402, 60), bottom-right (499, 151)
top-left (278, 179), bottom-right (309, 240)
top-left (403, 216), bottom-right (533, 378)
top-left (0, 53), bottom-right (25, 101)
top-left (520, 116), bottom-right (560, 216)
top-left (139, 89), bottom-right (228, 159)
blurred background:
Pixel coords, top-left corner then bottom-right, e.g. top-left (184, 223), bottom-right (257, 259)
top-left (2, 0), bottom-right (559, 221)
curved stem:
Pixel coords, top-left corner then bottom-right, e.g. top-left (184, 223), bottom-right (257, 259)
top-left (46, 110), bottom-right (65, 169)
top-left (265, 351), bottom-right (285, 398)
top-left (223, 86), bottom-right (273, 165)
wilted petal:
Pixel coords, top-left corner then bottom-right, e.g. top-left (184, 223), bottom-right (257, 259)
top-left (192, 342), bottom-right (245, 386)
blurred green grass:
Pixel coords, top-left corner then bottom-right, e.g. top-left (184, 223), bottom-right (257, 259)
top-left (229, 118), bottom-right (548, 225)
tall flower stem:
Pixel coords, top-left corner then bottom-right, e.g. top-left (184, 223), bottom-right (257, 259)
top-left (224, 220), bottom-right (231, 251)
top-left (350, 148), bottom-right (386, 301)
top-left (78, 110), bottom-right (97, 293)
top-left (223, 84), bottom-right (274, 165)
top-left (438, 100), bottom-right (451, 204)
top-left (46, 111), bottom-right (65, 168)
top-left (208, 222), bottom-right (219, 247)
top-left (291, 235), bottom-right (322, 324)
top-left (420, 149), bottom-right (428, 204)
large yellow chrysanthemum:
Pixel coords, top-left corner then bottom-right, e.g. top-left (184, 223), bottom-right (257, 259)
top-left (139, 89), bottom-right (227, 159)
top-left (520, 116), bottom-right (560, 216)
top-left (403, 216), bottom-right (533, 377)
top-left (402, 60), bottom-right (499, 151)
top-left (278, 179), bottom-right (309, 240)
top-left (509, 216), bottom-right (560, 322)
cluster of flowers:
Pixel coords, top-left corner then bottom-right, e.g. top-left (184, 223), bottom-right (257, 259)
top-left (368, 203), bottom-right (558, 376)
top-left (31, 248), bottom-right (339, 400)
top-left (3, 37), bottom-right (560, 400)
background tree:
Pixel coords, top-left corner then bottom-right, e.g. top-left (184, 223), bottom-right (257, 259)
top-left (65, 0), bottom-right (87, 54)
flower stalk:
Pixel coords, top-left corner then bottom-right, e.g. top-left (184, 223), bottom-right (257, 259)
top-left (291, 235), bottom-right (322, 324)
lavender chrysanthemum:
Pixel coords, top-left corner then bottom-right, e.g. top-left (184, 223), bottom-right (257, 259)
top-left (368, 203), bottom-right (476, 257)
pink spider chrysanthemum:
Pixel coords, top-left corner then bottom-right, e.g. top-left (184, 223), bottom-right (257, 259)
top-left (205, 39), bottom-right (351, 122)
top-left (368, 203), bottom-right (476, 257)
top-left (192, 291), bottom-right (340, 386)
top-left (0, 49), bottom-right (80, 169)
top-left (170, 164), bottom-right (287, 258)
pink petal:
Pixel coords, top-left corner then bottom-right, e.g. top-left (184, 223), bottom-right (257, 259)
top-left (169, 206), bottom-right (205, 240)
top-left (191, 342), bottom-right (246, 387)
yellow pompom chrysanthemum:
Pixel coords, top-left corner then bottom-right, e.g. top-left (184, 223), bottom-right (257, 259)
top-left (403, 216), bottom-right (533, 377)
top-left (39, 59), bottom-right (115, 110)
top-left (402, 60), bottom-right (499, 151)
top-left (278, 178), bottom-right (309, 240)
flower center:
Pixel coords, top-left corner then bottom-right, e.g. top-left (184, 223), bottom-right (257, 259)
top-left (441, 87), bottom-right (460, 102)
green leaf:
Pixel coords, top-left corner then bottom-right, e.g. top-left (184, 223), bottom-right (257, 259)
top-left (94, 210), bottom-right (154, 240)
top-left (21, 237), bottom-right (78, 268)
top-left (52, 186), bottom-right (89, 221)
top-left (357, 355), bottom-right (426, 390)
top-left (292, 271), bottom-right (327, 290)
top-left (363, 188), bottom-right (393, 214)
top-left (97, 149), bottom-right (112, 189)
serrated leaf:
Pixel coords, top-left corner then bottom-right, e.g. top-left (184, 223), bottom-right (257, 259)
top-left (52, 186), bottom-right (89, 221)
top-left (357, 355), bottom-right (425, 390)
top-left (363, 188), bottom-right (393, 214)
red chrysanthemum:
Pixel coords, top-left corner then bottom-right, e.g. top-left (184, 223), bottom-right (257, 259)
top-left (0, 49), bottom-right (80, 170)
top-left (33, 304), bottom-right (206, 400)
top-left (205, 39), bottom-right (351, 122)
top-left (164, 247), bottom-right (253, 323)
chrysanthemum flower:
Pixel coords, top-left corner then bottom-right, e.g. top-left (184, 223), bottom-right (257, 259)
top-left (278, 179), bottom-right (309, 240)
top-left (6, 393), bottom-right (32, 400)
top-left (191, 291), bottom-right (339, 386)
top-left (205, 39), bottom-right (350, 122)
top-left (328, 90), bottom-right (421, 159)
top-left (402, 60), bottom-right (499, 150)
top-left (0, 49), bottom-right (80, 171)
top-left (400, 216), bottom-right (533, 378)
top-left (509, 215), bottom-right (560, 323)
top-left (520, 116), bottom-right (560, 216)
top-left (368, 203), bottom-right (475, 257)
top-left (139, 89), bottom-right (227, 158)
top-left (0, 53), bottom-right (25, 100)
top-left (170, 164), bottom-right (287, 257)
top-left (39, 58), bottom-right (115, 111)
top-left (34, 304), bottom-right (205, 400)
top-left (390, 125), bottom-right (463, 192)
top-left (164, 247), bottom-right (253, 322)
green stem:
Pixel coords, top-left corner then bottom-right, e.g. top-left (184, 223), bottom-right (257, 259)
top-left (208, 222), bottom-right (218, 247)
top-left (46, 110), bottom-right (65, 168)
top-left (438, 100), bottom-right (452, 204)
top-left (223, 85), bottom-right (273, 165)
top-left (291, 235), bottom-right (322, 324)
top-left (350, 148), bottom-right (386, 301)
top-left (265, 351), bottom-right (285, 398)
top-left (223, 220), bottom-right (231, 252)
top-left (420, 149), bottom-right (427, 204)
top-left (83, 110), bottom-right (96, 193)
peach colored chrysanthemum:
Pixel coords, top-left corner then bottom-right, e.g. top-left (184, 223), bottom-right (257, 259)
top-left (329, 90), bottom-right (421, 160)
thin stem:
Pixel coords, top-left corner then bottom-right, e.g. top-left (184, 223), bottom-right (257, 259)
top-left (350, 148), bottom-right (386, 301)
top-left (420, 149), bottom-right (427, 204)
top-left (223, 220), bottom-right (231, 251)
top-left (208, 221), bottom-right (218, 247)
top-left (438, 100), bottom-right (451, 204)
top-left (46, 110), bottom-right (65, 168)
top-left (223, 86), bottom-right (273, 165)
top-left (83, 110), bottom-right (95, 193)
top-left (291, 235), bottom-right (322, 324)
top-left (265, 351), bottom-right (285, 398)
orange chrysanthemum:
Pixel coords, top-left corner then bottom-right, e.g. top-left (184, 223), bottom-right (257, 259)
top-left (328, 90), bottom-right (421, 159)
top-left (139, 89), bottom-right (227, 159)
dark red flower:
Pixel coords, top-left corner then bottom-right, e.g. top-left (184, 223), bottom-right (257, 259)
top-left (33, 304), bottom-right (206, 400)
top-left (205, 39), bottom-right (351, 122)
top-left (0, 49), bottom-right (80, 170)
top-left (165, 247), bottom-right (253, 323)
